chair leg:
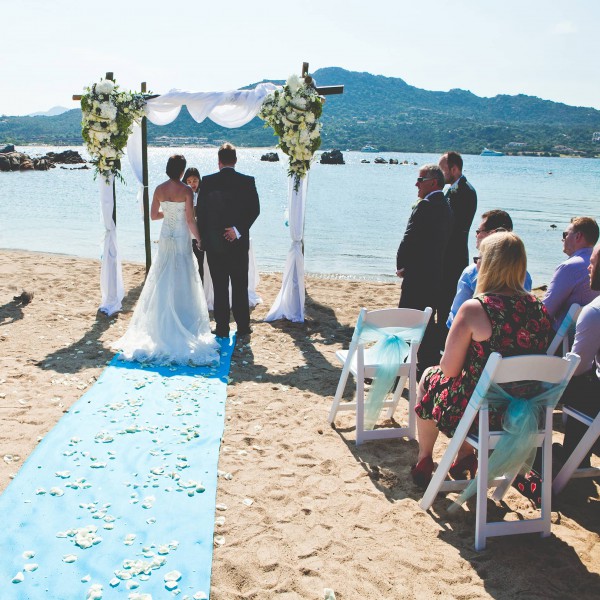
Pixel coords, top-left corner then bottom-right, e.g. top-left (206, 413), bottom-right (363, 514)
top-left (540, 436), bottom-right (552, 537)
top-left (552, 421), bottom-right (600, 494)
top-left (356, 352), bottom-right (365, 446)
top-left (328, 366), bottom-right (351, 424)
top-left (385, 375), bottom-right (407, 419)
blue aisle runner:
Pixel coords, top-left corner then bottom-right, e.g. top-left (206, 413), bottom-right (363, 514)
top-left (0, 337), bottom-right (235, 599)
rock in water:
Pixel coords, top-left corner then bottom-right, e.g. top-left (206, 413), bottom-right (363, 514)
top-left (260, 152), bottom-right (279, 162)
top-left (320, 149), bottom-right (345, 164)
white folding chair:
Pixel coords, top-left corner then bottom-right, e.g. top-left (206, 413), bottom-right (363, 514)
top-left (328, 307), bottom-right (432, 445)
top-left (546, 303), bottom-right (581, 357)
top-left (419, 352), bottom-right (580, 551)
top-left (552, 407), bottom-right (600, 494)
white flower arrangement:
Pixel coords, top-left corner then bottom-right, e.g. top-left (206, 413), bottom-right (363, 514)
top-left (259, 74), bottom-right (324, 190)
top-left (81, 79), bottom-right (147, 183)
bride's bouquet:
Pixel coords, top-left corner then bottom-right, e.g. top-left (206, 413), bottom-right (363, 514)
top-left (259, 74), bottom-right (323, 191)
top-left (81, 79), bottom-right (147, 183)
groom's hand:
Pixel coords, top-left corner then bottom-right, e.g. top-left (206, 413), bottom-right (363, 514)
top-left (223, 227), bottom-right (237, 242)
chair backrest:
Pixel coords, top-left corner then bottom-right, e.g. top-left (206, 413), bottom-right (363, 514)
top-left (547, 304), bottom-right (581, 357)
top-left (468, 352), bottom-right (581, 413)
top-left (361, 306), bottom-right (433, 331)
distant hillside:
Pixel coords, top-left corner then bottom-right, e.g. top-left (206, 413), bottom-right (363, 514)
top-left (1, 67), bottom-right (599, 155)
top-left (28, 106), bottom-right (70, 117)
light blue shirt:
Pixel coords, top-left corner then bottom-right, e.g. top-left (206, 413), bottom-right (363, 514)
top-left (571, 295), bottom-right (600, 378)
top-left (543, 247), bottom-right (600, 330)
top-left (446, 263), bottom-right (533, 328)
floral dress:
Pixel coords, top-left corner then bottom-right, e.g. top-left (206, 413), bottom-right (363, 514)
top-left (416, 293), bottom-right (551, 437)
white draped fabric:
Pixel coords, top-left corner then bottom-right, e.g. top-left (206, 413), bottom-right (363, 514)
top-left (98, 81), bottom-right (309, 323)
top-left (98, 175), bottom-right (124, 316)
top-left (264, 176), bottom-right (308, 323)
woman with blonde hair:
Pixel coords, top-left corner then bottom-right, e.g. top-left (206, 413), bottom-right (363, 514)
top-left (410, 232), bottom-right (552, 486)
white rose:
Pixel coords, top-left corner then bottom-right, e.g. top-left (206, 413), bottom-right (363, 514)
top-left (96, 80), bottom-right (115, 95)
top-left (286, 74), bottom-right (302, 95)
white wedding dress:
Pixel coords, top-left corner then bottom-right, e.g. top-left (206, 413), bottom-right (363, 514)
top-left (114, 201), bottom-right (220, 366)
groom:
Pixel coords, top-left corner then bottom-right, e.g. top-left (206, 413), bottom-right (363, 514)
top-left (197, 143), bottom-right (260, 339)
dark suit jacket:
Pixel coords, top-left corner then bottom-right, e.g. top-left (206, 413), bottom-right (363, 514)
top-left (396, 190), bottom-right (453, 307)
top-left (196, 167), bottom-right (260, 254)
top-left (443, 175), bottom-right (477, 282)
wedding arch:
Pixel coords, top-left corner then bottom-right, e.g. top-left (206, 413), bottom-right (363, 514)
top-left (74, 65), bottom-right (342, 323)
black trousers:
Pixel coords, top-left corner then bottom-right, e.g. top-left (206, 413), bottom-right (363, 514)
top-left (561, 371), bottom-right (600, 467)
top-left (192, 242), bottom-right (204, 282)
top-left (207, 247), bottom-right (249, 334)
top-left (398, 284), bottom-right (440, 378)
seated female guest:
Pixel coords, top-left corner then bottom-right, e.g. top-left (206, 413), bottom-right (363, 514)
top-left (411, 232), bottom-right (552, 486)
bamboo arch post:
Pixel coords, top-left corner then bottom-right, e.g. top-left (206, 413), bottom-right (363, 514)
top-left (140, 82), bottom-right (152, 276)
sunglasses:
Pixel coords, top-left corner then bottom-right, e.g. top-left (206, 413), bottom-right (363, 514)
top-left (473, 255), bottom-right (482, 264)
top-left (416, 176), bottom-right (436, 183)
top-left (476, 226), bottom-right (508, 235)
top-left (562, 231), bottom-right (569, 240)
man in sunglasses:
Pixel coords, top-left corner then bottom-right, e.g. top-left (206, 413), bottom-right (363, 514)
top-left (445, 209), bottom-right (533, 328)
top-left (543, 216), bottom-right (600, 330)
top-left (396, 164), bottom-right (452, 374)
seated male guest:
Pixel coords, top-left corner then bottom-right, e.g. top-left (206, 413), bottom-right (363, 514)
top-left (543, 216), bottom-right (600, 329)
top-left (554, 241), bottom-right (600, 469)
top-left (446, 210), bottom-right (532, 328)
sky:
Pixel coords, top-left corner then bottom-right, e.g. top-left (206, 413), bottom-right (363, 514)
top-left (1, 0), bottom-right (599, 116)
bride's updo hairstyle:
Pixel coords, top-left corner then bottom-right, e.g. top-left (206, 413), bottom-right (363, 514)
top-left (166, 154), bottom-right (187, 180)
top-left (475, 231), bottom-right (528, 296)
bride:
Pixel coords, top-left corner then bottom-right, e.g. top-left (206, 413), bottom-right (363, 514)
top-left (113, 155), bottom-right (220, 366)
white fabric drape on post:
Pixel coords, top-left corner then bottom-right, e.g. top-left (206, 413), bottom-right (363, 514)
top-left (264, 176), bottom-right (308, 323)
top-left (98, 175), bottom-right (124, 316)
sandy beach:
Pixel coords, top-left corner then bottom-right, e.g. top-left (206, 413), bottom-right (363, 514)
top-left (1, 249), bottom-right (598, 599)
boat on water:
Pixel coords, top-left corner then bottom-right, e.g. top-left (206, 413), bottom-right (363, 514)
top-left (480, 147), bottom-right (505, 156)
top-left (361, 145), bottom-right (379, 152)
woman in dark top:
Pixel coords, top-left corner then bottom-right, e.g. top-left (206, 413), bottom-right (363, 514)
top-left (411, 232), bottom-right (552, 486)
top-left (183, 167), bottom-right (204, 281)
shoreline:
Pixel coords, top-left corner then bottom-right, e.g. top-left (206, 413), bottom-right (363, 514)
top-left (1, 249), bottom-right (598, 599)
top-left (0, 247), bottom-right (550, 289)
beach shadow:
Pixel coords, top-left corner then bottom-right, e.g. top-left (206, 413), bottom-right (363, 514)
top-left (0, 297), bottom-right (27, 326)
top-left (232, 291), bottom-right (354, 395)
top-left (551, 478), bottom-right (600, 534)
top-left (330, 420), bottom-right (424, 502)
top-left (424, 500), bottom-right (600, 599)
top-left (35, 282), bottom-right (144, 375)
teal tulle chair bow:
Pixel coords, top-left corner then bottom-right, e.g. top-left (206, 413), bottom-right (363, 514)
top-left (356, 321), bottom-right (427, 430)
top-left (450, 378), bottom-right (569, 509)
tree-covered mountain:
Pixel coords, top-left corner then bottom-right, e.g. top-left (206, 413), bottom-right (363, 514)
top-left (2, 67), bottom-right (599, 156)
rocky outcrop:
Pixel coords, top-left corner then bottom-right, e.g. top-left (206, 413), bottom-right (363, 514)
top-left (260, 152), bottom-right (279, 162)
top-left (44, 150), bottom-right (85, 164)
top-left (374, 157), bottom-right (388, 164)
top-left (0, 151), bottom-right (53, 171)
top-left (0, 148), bottom-right (86, 172)
top-left (1, 144), bottom-right (15, 153)
top-left (320, 149), bottom-right (345, 164)
top-left (389, 158), bottom-right (399, 164)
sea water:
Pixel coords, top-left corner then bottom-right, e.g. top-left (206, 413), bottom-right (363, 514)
top-left (1, 146), bottom-right (599, 287)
